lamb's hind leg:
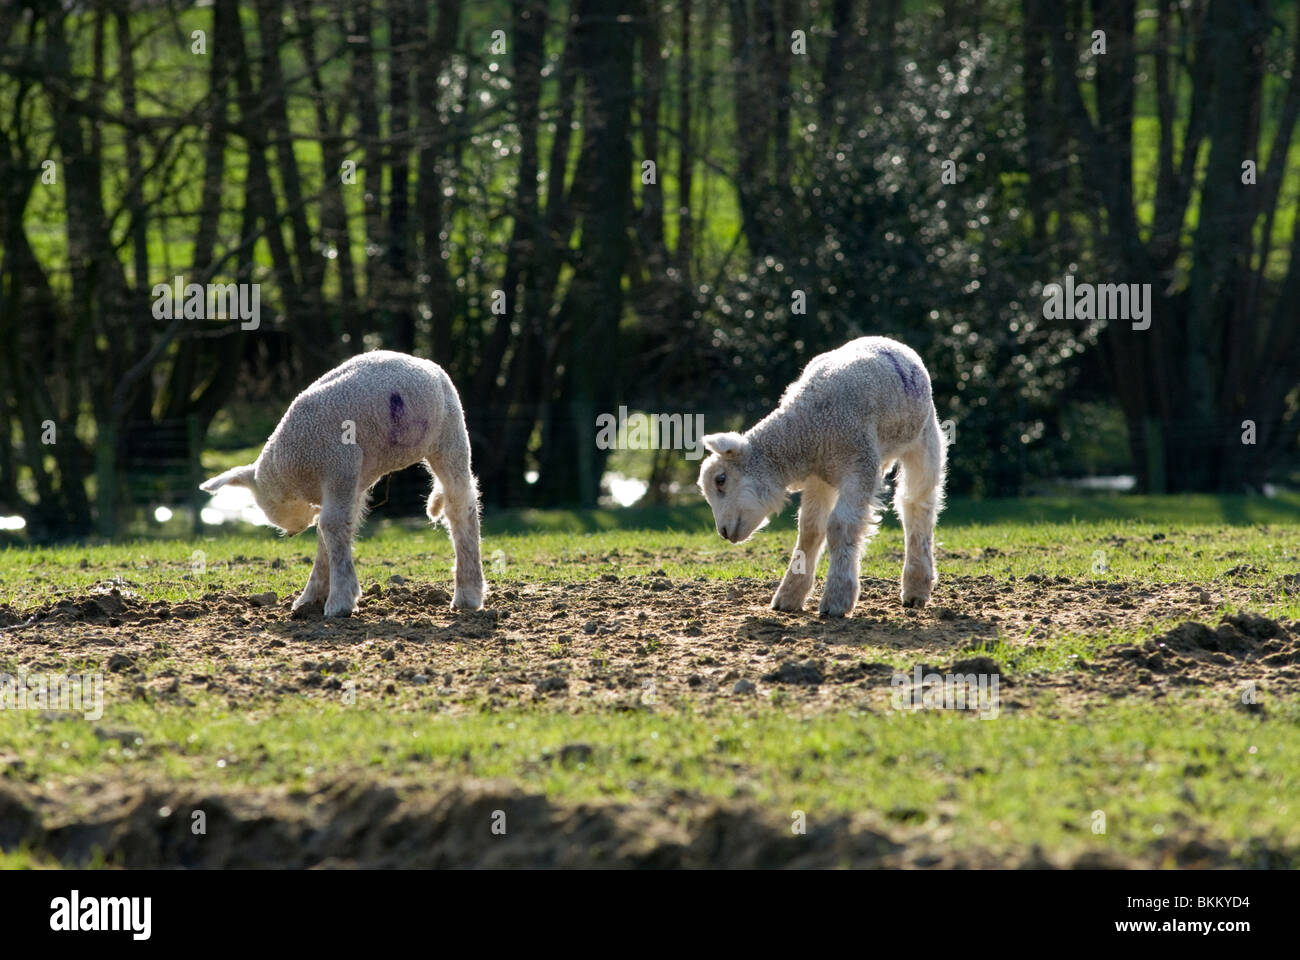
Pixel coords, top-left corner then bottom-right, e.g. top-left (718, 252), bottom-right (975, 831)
top-left (293, 532), bottom-right (330, 610)
top-left (771, 477), bottom-right (835, 612)
top-left (427, 450), bottom-right (486, 611)
top-left (896, 413), bottom-right (946, 608)
top-left (819, 456), bottom-right (882, 618)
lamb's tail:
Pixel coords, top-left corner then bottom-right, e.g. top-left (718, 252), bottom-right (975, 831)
top-left (200, 463), bottom-right (256, 493)
top-left (893, 410), bottom-right (947, 521)
top-left (427, 477), bottom-right (446, 523)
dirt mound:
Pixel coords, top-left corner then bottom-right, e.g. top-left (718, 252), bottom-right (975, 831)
top-left (1, 587), bottom-right (175, 628)
top-left (1097, 613), bottom-right (1300, 691)
top-left (3, 776), bottom-right (1278, 868)
top-left (949, 655), bottom-right (1008, 679)
top-left (762, 659), bottom-right (825, 685)
top-left (0, 608), bottom-right (29, 628)
top-left (0, 776), bottom-right (901, 868)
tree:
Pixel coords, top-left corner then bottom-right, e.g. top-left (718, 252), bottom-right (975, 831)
top-left (1038, 0), bottom-right (1300, 491)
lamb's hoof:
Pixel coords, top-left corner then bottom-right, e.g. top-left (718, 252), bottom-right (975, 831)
top-left (323, 596), bottom-right (358, 618)
top-left (292, 592), bottom-right (327, 611)
top-left (818, 604), bottom-right (852, 619)
top-left (772, 573), bottom-right (816, 612)
top-left (291, 602), bottom-right (323, 621)
top-left (901, 571), bottom-right (936, 609)
top-left (817, 592), bottom-right (856, 618)
top-left (818, 578), bottom-right (858, 618)
top-left (451, 587), bottom-right (485, 611)
top-left (764, 582), bottom-right (806, 613)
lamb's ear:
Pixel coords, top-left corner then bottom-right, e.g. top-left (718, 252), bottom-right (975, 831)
top-left (200, 464), bottom-right (256, 493)
top-left (703, 432), bottom-right (746, 459)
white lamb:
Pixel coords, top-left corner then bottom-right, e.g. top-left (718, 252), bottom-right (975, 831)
top-left (199, 350), bottom-right (486, 617)
top-left (698, 336), bottom-right (946, 618)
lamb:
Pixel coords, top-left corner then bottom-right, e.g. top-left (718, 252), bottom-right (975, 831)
top-left (198, 350), bottom-right (486, 617)
top-left (698, 336), bottom-right (946, 618)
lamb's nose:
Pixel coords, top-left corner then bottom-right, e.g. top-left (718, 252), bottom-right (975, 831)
top-left (719, 525), bottom-right (729, 540)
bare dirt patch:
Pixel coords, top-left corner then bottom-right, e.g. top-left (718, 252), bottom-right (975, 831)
top-left (3, 574), bottom-right (1297, 713)
top-left (1093, 612), bottom-right (1300, 704)
top-left (4, 575), bottom-right (1299, 869)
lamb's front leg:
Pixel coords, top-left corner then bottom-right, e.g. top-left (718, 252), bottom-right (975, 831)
top-left (771, 478), bottom-right (834, 612)
top-left (293, 532), bottom-right (330, 610)
top-left (819, 465), bottom-right (880, 619)
top-left (319, 491), bottom-right (362, 618)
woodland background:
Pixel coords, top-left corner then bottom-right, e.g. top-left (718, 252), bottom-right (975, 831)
top-left (2, 0), bottom-right (1298, 537)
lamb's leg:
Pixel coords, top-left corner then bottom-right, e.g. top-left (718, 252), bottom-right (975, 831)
top-left (896, 414), bottom-right (946, 608)
top-left (319, 484), bottom-right (363, 618)
top-left (819, 461), bottom-right (881, 618)
top-left (293, 532), bottom-right (331, 610)
top-left (427, 453), bottom-right (486, 611)
top-left (771, 477), bottom-right (835, 612)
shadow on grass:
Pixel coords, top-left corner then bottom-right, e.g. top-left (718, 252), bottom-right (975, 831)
top-left (471, 492), bottom-right (1300, 536)
top-left (732, 610), bottom-right (1003, 658)
top-left (938, 493), bottom-right (1300, 527)
top-left (480, 503), bottom-right (722, 536)
top-left (13, 493), bottom-right (1292, 548)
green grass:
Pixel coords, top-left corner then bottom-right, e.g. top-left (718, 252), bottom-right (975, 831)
top-left (3, 494), bottom-right (1299, 866)
top-left (4, 493), bottom-right (1297, 608)
top-left (7, 691), bottom-right (1298, 865)
top-left (0, 847), bottom-right (64, 870)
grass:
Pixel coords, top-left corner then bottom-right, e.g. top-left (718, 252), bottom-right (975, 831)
top-left (8, 694), bottom-right (1298, 866)
top-left (2, 493), bottom-right (1299, 866)
top-left (4, 494), bottom-right (1297, 609)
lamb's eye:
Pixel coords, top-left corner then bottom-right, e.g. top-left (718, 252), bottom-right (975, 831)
top-left (715, 472), bottom-right (726, 489)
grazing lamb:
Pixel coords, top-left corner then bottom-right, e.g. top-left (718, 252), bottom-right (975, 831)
top-left (199, 351), bottom-right (486, 617)
top-left (698, 336), bottom-right (946, 618)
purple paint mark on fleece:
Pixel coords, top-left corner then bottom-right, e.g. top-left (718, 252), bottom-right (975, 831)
top-left (387, 393), bottom-right (405, 445)
top-left (387, 392), bottom-right (428, 447)
top-left (882, 349), bottom-right (924, 398)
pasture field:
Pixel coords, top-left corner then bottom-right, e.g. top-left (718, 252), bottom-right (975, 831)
top-left (1, 495), bottom-right (1299, 868)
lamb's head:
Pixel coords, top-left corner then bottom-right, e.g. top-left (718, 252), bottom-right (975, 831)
top-left (199, 463), bottom-right (317, 536)
top-left (697, 432), bottom-right (785, 543)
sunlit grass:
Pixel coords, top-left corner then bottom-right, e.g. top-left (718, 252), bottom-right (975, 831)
top-left (3, 495), bottom-right (1297, 866)
top-left (7, 694), bottom-right (1298, 866)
